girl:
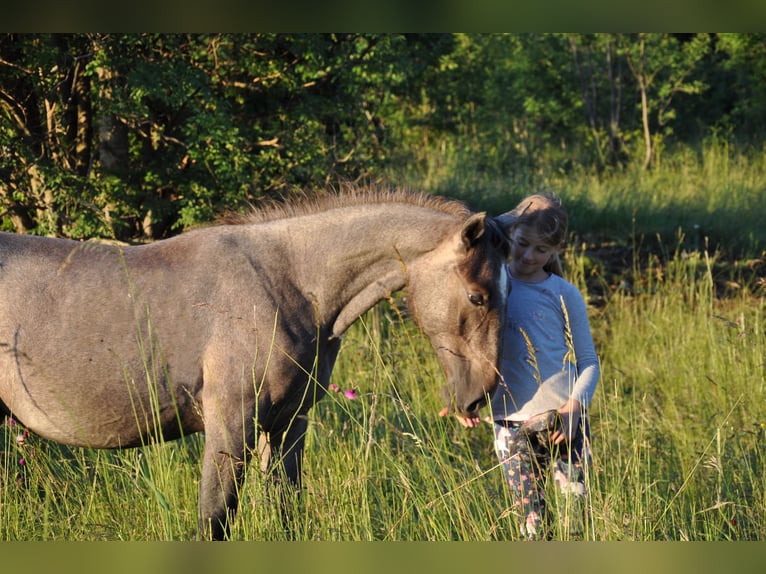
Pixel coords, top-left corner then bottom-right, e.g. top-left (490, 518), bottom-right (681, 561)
top-left (442, 193), bottom-right (600, 540)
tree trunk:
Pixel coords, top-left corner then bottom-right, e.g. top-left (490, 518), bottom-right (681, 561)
top-left (637, 36), bottom-right (653, 170)
top-left (640, 77), bottom-right (652, 170)
top-left (93, 38), bottom-right (129, 175)
top-left (606, 37), bottom-right (624, 164)
top-left (568, 35), bottom-right (605, 168)
top-left (98, 113), bottom-right (129, 174)
top-left (72, 59), bottom-right (93, 176)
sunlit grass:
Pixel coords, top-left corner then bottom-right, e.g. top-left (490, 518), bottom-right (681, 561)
top-left (2, 240), bottom-right (764, 540)
top-left (578, 243), bottom-right (766, 540)
top-left (405, 139), bottom-right (766, 255)
top-left (2, 139), bottom-right (765, 539)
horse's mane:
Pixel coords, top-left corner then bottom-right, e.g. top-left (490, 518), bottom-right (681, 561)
top-left (218, 184), bottom-right (473, 225)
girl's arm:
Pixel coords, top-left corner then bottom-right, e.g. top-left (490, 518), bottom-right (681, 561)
top-left (552, 284), bottom-right (600, 444)
top-left (564, 284), bottom-right (600, 409)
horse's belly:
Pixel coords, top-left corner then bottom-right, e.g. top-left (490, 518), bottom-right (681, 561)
top-left (0, 340), bottom-right (204, 448)
top-left (3, 380), bottom-right (202, 448)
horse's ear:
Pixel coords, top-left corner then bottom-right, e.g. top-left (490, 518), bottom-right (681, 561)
top-left (494, 211), bottom-right (518, 237)
top-left (460, 213), bottom-right (488, 249)
top-left (461, 213), bottom-right (511, 256)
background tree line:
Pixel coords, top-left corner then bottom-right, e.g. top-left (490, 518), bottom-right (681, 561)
top-left (1, 33), bottom-right (764, 242)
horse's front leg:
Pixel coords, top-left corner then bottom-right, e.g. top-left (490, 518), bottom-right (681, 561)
top-left (198, 406), bottom-right (255, 541)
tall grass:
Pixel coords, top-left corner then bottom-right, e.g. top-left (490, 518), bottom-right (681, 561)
top-left (570, 241), bottom-right (766, 540)
top-left (2, 243), bottom-right (763, 540)
top-left (2, 140), bottom-right (765, 539)
top-left (411, 138), bottom-right (766, 254)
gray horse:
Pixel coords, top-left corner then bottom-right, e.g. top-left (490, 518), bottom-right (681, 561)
top-left (0, 187), bottom-right (511, 539)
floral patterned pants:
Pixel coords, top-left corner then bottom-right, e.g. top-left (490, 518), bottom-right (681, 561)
top-left (493, 417), bottom-right (590, 540)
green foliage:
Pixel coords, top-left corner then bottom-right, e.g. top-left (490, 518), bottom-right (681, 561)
top-left (0, 33), bottom-right (454, 240)
top-left (715, 34), bottom-right (766, 136)
top-left (2, 33), bottom-right (765, 244)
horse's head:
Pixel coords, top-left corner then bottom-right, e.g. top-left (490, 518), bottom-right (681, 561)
top-left (408, 212), bottom-right (510, 417)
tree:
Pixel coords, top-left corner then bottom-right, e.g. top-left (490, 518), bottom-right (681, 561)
top-left (620, 33), bottom-right (710, 170)
top-left (567, 33), bottom-right (628, 168)
top-left (715, 33), bottom-right (766, 137)
top-left (0, 33), bottom-right (453, 240)
top-left (1, 33), bottom-right (762, 240)
top-left (0, 34), bottom-right (95, 234)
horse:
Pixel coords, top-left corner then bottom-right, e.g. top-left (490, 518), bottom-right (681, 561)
top-left (0, 186), bottom-right (511, 540)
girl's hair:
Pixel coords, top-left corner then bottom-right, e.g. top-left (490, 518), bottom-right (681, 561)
top-left (508, 192), bottom-right (568, 277)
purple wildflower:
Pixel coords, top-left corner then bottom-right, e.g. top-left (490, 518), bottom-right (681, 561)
top-left (18, 457), bottom-right (25, 466)
top-left (7, 417), bottom-right (16, 426)
top-left (343, 388), bottom-right (357, 400)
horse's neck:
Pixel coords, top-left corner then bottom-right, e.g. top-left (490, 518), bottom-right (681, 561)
top-left (265, 205), bottom-right (457, 338)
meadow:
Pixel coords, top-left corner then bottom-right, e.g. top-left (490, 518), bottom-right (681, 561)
top-left (1, 142), bottom-right (765, 541)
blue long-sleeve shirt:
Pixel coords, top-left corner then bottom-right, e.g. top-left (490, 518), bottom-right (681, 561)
top-left (490, 270), bottom-right (600, 422)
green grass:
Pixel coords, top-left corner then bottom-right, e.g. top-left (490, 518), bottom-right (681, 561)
top-left (576, 247), bottom-right (766, 540)
top-left (414, 138), bottom-right (766, 255)
top-left (2, 247), bottom-right (764, 540)
top-left (2, 142), bottom-right (765, 540)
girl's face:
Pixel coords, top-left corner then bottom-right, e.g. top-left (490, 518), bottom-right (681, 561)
top-left (508, 224), bottom-right (559, 282)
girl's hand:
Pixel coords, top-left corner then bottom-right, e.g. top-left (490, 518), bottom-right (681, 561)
top-left (438, 407), bottom-right (483, 428)
top-left (551, 399), bottom-right (582, 445)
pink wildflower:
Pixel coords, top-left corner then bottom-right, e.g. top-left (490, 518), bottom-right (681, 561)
top-left (16, 429), bottom-right (29, 446)
top-left (329, 383), bottom-right (340, 393)
top-left (343, 388), bottom-right (357, 400)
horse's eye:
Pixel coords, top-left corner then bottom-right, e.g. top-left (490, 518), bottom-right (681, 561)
top-left (468, 292), bottom-right (485, 306)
